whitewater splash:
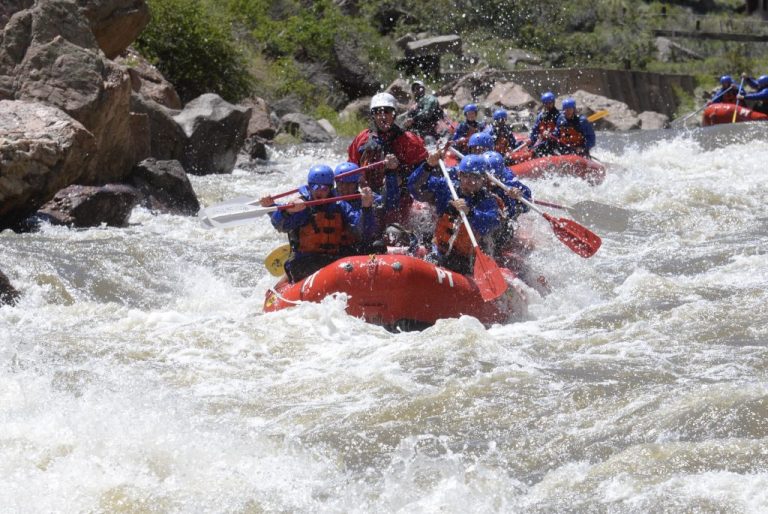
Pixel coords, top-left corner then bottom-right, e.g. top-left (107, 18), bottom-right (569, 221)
top-left (1, 124), bottom-right (768, 512)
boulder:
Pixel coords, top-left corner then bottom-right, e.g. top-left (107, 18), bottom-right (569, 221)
top-left (280, 113), bottom-right (334, 143)
top-left (569, 90), bottom-right (641, 131)
top-left (173, 93), bottom-right (252, 175)
top-left (116, 47), bottom-right (182, 109)
top-left (243, 136), bottom-right (269, 161)
top-left (0, 1), bottom-right (135, 184)
top-left (129, 158), bottom-right (199, 215)
top-left (339, 97), bottom-right (372, 121)
top-left (331, 33), bottom-right (380, 99)
top-left (385, 78), bottom-right (412, 104)
top-left (241, 96), bottom-right (277, 140)
top-left (129, 93), bottom-right (186, 162)
top-left (36, 184), bottom-right (140, 227)
top-left (317, 119), bottom-right (337, 138)
top-left (0, 0), bottom-right (33, 29)
top-left (452, 86), bottom-right (474, 110)
top-left (0, 270), bottom-right (20, 306)
top-left (506, 48), bottom-right (543, 68)
top-left (484, 82), bottom-right (536, 111)
top-left (638, 111), bottom-right (670, 130)
top-left (0, 100), bottom-right (96, 230)
top-left (405, 35), bottom-right (462, 58)
top-left (76, 0), bottom-right (150, 59)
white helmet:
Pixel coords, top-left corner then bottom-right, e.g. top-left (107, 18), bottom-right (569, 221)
top-left (411, 80), bottom-right (425, 90)
top-left (370, 92), bottom-right (397, 111)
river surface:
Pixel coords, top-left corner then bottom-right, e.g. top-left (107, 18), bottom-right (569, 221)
top-left (1, 123), bottom-right (767, 513)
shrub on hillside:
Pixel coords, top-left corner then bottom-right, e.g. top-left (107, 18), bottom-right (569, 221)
top-left (136, 0), bottom-right (253, 104)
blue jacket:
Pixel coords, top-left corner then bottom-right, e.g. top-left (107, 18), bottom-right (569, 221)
top-left (269, 187), bottom-right (377, 255)
top-left (407, 165), bottom-right (500, 237)
top-left (553, 114), bottom-right (596, 151)
top-left (452, 120), bottom-right (485, 141)
top-left (744, 88), bottom-right (768, 102)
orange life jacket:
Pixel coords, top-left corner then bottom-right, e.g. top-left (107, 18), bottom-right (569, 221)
top-left (294, 210), bottom-right (346, 254)
top-left (720, 88), bottom-right (738, 104)
top-left (433, 212), bottom-right (472, 257)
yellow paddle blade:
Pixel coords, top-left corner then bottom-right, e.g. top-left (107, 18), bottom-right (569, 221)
top-left (265, 244), bottom-right (291, 277)
top-left (587, 110), bottom-right (609, 123)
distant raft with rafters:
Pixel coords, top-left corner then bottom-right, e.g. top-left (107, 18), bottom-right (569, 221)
top-left (702, 103), bottom-right (768, 126)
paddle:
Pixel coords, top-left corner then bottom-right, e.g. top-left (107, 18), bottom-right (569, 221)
top-left (437, 159), bottom-right (508, 301)
top-left (670, 87), bottom-right (729, 127)
top-left (731, 77), bottom-right (746, 123)
top-left (200, 193), bottom-right (363, 229)
top-left (271, 160), bottom-right (385, 200)
top-left (265, 244), bottom-right (291, 276)
top-left (485, 173), bottom-right (601, 258)
top-left (587, 110), bottom-right (609, 123)
top-left (532, 199), bottom-right (630, 232)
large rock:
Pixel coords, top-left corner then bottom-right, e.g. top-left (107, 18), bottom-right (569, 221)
top-left (129, 93), bottom-right (186, 162)
top-left (241, 96), bottom-right (277, 140)
top-left (331, 33), bottom-right (380, 99)
top-left (0, 100), bottom-right (96, 230)
top-left (638, 111), bottom-right (670, 130)
top-left (0, 0), bottom-right (33, 29)
top-left (0, 1), bottom-right (135, 184)
top-left (36, 184), bottom-right (140, 227)
top-left (76, 0), bottom-right (150, 59)
top-left (569, 90), bottom-right (641, 131)
top-left (385, 78), bottom-right (412, 104)
top-left (405, 35), bottom-right (462, 58)
top-left (339, 97), bottom-right (372, 122)
top-left (116, 47), bottom-right (182, 109)
top-left (0, 270), bottom-right (20, 306)
top-left (280, 113), bottom-right (334, 143)
top-left (129, 158), bottom-right (199, 215)
top-left (484, 82), bottom-right (536, 111)
top-left (173, 93), bottom-right (252, 175)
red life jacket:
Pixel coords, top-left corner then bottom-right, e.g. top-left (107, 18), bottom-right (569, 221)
top-left (348, 127), bottom-right (427, 192)
top-left (434, 212), bottom-right (472, 257)
top-left (720, 87), bottom-right (738, 104)
top-left (536, 109), bottom-right (559, 136)
top-left (557, 117), bottom-right (586, 148)
top-left (294, 210), bottom-right (347, 254)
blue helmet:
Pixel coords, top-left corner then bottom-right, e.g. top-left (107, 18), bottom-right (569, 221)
top-left (541, 91), bottom-right (556, 104)
top-left (492, 109), bottom-right (508, 121)
top-left (468, 131), bottom-right (494, 149)
top-left (463, 103), bottom-right (478, 114)
top-left (307, 164), bottom-right (334, 189)
top-left (458, 154), bottom-right (488, 175)
top-left (334, 162), bottom-right (359, 183)
top-left (720, 75), bottom-right (733, 85)
top-left (483, 151), bottom-right (505, 175)
top-left (562, 98), bottom-right (576, 110)
top-left (758, 75), bottom-right (768, 88)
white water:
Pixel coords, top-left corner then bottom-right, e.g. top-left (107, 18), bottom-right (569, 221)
top-left (2, 125), bottom-right (768, 513)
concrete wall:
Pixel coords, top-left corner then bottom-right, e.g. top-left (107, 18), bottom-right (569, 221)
top-left (443, 68), bottom-right (698, 117)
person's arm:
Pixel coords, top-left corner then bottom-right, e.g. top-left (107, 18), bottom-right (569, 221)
top-left (529, 115), bottom-right (541, 144)
top-left (270, 205), bottom-right (311, 232)
top-left (581, 116), bottom-right (596, 150)
top-left (744, 88), bottom-right (768, 102)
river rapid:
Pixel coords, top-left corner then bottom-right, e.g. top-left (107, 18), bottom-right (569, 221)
top-left (1, 123), bottom-right (767, 513)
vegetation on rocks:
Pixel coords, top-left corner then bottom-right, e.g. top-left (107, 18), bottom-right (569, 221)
top-left (136, 0), bottom-right (768, 128)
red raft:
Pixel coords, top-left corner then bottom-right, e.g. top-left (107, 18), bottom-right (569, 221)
top-left (702, 103), bottom-right (768, 126)
top-left (444, 150), bottom-right (605, 185)
top-left (263, 255), bottom-right (527, 330)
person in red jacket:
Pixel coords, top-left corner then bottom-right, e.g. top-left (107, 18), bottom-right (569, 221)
top-left (348, 92), bottom-right (428, 228)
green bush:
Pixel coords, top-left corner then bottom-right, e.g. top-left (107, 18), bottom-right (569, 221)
top-left (135, 0), bottom-right (254, 104)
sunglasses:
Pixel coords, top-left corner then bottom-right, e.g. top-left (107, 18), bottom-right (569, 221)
top-left (371, 108), bottom-right (395, 115)
top-left (310, 183), bottom-right (331, 191)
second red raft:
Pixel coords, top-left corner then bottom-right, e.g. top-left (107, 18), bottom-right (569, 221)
top-left (702, 103), bottom-right (768, 126)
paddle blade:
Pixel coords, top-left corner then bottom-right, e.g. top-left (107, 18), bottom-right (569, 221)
top-left (199, 203), bottom-right (273, 228)
top-left (587, 110), bottom-right (609, 123)
top-left (473, 248), bottom-right (508, 301)
top-left (544, 214), bottom-right (602, 258)
top-left (265, 244), bottom-right (291, 277)
top-left (571, 200), bottom-right (631, 232)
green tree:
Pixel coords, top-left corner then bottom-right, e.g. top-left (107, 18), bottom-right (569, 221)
top-left (135, 0), bottom-right (254, 104)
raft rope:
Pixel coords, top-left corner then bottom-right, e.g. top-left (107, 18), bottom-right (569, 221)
top-left (267, 287), bottom-right (306, 305)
